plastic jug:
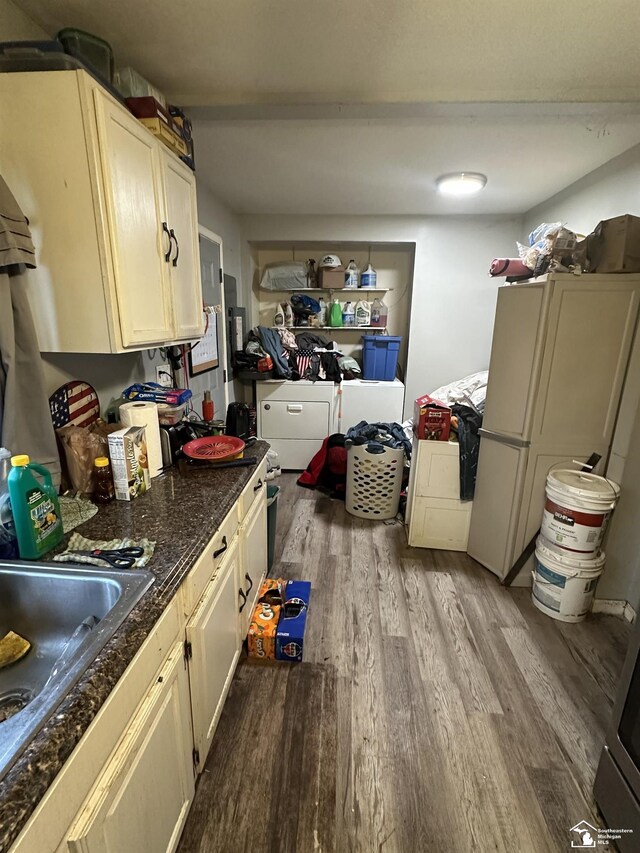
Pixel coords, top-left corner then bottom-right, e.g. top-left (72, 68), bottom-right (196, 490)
top-left (8, 455), bottom-right (63, 559)
top-left (360, 262), bottom-right (377, 288)
top-left (370, 297), bottom-right (388, 328)
top-left (345, 260), bottom-right (359, 289)
top-left (329, 299), bottom-right (343, 327)
top-left (342, 301), bottom-right (355, 326)
top-left (0, 448), bottom-right (18, 559)
top-left (317, 297), bottom-right (327, 326)
top-left (355, 300), bottom-right (371, 326)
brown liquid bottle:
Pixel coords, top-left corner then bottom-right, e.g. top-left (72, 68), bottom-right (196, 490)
top-left (93, 456), bottom-right (115, 505)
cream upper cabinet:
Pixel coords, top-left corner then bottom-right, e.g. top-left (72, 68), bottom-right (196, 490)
top-left (93, 90), bottom-right (174, 346)
top-left (162, 151), bottom-right (204, 340)
top-left (0, 70), bottom-right (202, 353)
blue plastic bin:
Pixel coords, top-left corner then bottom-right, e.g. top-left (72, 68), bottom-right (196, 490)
top-left (362, 335), bottom-right (401, 381)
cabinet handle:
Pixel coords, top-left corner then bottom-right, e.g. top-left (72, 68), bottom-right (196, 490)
top-left (171, 229), bottom-right (180, 267)
top-left (213, 536), bottom-right (228, 559)
top-left (253, 479), bottom-right (263, 493)
top-left (244, 572), bottom-right (253, 596)
top-left (238, 588), bottom-right (247, 613)
top-left (162, 222), bottom-right (172, 262)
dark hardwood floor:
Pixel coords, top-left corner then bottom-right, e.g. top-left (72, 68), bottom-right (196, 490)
top-left (177, 473), bottom-right (631, 853)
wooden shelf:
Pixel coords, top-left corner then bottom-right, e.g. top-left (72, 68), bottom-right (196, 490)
top-left (272, 325), bottom-right (387, 331)
top-left (261, 288), bottom-right (391, 294)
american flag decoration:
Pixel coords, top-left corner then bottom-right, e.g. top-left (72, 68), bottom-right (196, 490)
top-left (49, 381), bottom-right (100, 430)
top-left (296, 348), bottom-right (315, 378)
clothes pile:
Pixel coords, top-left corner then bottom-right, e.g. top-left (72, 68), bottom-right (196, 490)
top-left (345, 421), bottom-right (412, 460)
top-left (245, 327), bottom-right (360, 383)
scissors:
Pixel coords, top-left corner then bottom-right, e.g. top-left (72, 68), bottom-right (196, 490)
top-left (68, 546), bottom-right (145, 569)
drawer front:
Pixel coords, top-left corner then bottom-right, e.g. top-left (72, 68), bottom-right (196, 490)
top-left (414, 441), bottom-right (461, 499)
top-left (238, 457), bottom-right (268, 521)
top-left (182, 506), bottom-right (238, 616)
top-left (260, 400), bottom-right (330, 440)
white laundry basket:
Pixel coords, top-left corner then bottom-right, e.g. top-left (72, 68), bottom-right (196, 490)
top-left (346, 443), bottom-right (404, 520)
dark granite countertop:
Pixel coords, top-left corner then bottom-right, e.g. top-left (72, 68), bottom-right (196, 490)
top-left (0, 441), bottom-right (269, 852)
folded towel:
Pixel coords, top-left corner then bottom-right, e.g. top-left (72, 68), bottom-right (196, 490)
top-left (52, 532), bottom-right (156, 567)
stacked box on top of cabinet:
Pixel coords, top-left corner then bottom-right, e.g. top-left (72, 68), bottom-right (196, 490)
top-left (406, 439), bottom-right (472, 551)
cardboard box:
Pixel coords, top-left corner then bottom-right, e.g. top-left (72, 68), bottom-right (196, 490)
top-left (247, 579), bottom-right (284, 660)
top-left (275, 580), bottom-right (311, 662)
top-left (588, 215), bottom-right (640, 273)
top-left (319, 267), bottom-right (347, 289)
top-left (414, 394), bottom-right (451, 441)
top-left (107, 426), bottom-right (150, 501)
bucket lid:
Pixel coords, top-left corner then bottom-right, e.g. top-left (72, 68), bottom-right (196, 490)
top-left (536, 536), bottom-right (606, 570)
top-left (547, 469), bottom-right (620, 501)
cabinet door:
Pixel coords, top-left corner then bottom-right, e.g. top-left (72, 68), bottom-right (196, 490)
top-left (186, 541), bottom-right (241, 767)
top-left (238, 495), bottom-right (268, 638)
top-left (66, 642), bottom-right (194, 853)
top-left (93, 91), bottom-right (173, 346)
top-left (162, 152), bottom-right (204, 340)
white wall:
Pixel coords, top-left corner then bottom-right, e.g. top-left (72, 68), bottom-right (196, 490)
top-left (0, 0), bottom-right (49, 39)
top-left (240, 214), bottom-right (522, 415)
top-left (525, 144), bottom-right (640, 610)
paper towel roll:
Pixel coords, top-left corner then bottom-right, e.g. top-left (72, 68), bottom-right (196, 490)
top-left (120, 401), bottom-right (163, 478)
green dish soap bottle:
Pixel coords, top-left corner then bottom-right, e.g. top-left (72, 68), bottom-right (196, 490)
top-left (8, 455), bottom-right (63, 559)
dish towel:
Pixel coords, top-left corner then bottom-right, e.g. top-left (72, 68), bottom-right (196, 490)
top-left (52, 532), bottom-right (156, 568)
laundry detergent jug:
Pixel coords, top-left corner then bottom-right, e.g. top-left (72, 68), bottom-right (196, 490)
top-left (8, 455), bottom-right (63, 559)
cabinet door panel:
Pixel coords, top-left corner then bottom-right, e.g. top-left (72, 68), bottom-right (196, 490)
top-left (239, 496), bottom-right (268, 638)
top-left (186, 542), bottom-right (240, 765)
top-left (94, 91), bottom-right (172, 346)
top-left (66, 643), bottom-right (194, 853)
top-left (162, 153), bottom-right (204, 340)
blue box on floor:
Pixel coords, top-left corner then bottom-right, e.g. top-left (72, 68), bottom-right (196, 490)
top-left (275, 581), bottom-right (311, 662)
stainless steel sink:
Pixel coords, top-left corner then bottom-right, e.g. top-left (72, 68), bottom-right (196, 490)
top-left (0, 561), bottom-right (154, 780)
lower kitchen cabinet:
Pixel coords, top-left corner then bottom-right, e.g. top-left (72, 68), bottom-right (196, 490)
top-left (186, 540), bottom-right (241, 768)
top-left (238, 491), bottom-right (268, 639)
top-left (66, 641), bottom-right (194, 853)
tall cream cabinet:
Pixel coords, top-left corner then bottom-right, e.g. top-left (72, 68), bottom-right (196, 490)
top-left (0, 70), bottom-right (203, 353)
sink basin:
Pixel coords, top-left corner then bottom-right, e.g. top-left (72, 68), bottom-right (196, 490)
top-left (0, 561), bottom-right (154, 781)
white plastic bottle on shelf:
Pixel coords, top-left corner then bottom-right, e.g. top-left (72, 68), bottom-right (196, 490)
top-left (370, 296), bottom-right (388, 327)
top-left (360, 262), bottom-right (377, 288)
top-left (274, 305), bottom-right (285, 327)
top-left (317, 297), bottom-right (327, 326)
top-left (0, 448), bottom-right (18, 559)
top-left (355, 300), bottom-right (371, 326)
top-left (284, 302), bottom-right (294, 328)
top-left (345, 259), bottom-right (359, 289)
top-left (342, 301), bottom-right (355, 326)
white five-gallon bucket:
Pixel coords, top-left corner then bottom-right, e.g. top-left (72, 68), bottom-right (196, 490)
top-left (532, 537), bottom-right (606, 622)
top-left (541, 469), bottom-right (620, 555)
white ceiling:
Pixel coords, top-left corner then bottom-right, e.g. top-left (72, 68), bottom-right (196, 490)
top-left (16, 0), bottom-right (640, 214)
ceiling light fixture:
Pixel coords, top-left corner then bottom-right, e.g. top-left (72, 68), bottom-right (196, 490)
top-left (436, 172), bottom-right (487, 196)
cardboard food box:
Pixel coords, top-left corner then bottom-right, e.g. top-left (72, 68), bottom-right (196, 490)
top-left (247, 579), bottom-right (284, 660)
top-left (107, 426), bottom-right (150, 501)
top-left (414, 394), bottom-right (451, 441)
top-left (588, 215), bottom-right (640, 273)
top-left (319, 267), bottom-right (347, 289)
top-left (275, 580), bottom-right (311, 662)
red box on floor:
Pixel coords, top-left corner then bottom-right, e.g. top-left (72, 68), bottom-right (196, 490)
top-left (414, 394), bottom-right (451, 441)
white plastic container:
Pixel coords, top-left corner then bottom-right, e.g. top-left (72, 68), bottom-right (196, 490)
top-left (532, 537), bottom-right (606, 622)
top-left (360, 263), bottom-right (377, 288)
top-left (345, 260), bottom-right (359, 289)
top-left (157, 402), bottom-right (186, 425)
top-left (541, 469), bottom-right (620, 554)
top-left (342, 301), bottom-right (355, 326)
top-left (355, 300), bottom-right (371, 326)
